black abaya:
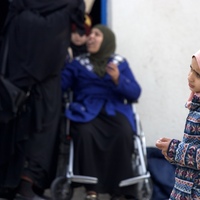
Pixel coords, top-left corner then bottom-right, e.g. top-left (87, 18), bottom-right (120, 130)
top-left (0, 0), bottom-right (85, 193)
top-left (70, 109), bottom-right (137, 197)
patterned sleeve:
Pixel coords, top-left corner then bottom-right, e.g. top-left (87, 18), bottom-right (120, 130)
top-left (167, 139), bottom-right (200, 170)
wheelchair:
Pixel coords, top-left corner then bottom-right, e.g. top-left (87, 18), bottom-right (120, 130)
top-left (50, 92), bottom-right (153, 200)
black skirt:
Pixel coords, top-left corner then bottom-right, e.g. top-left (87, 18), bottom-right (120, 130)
top-left (70, 108), bottom-right (136, 196)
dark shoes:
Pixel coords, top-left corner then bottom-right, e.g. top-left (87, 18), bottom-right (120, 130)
top-left (14, 193), bottom-right (48, 200)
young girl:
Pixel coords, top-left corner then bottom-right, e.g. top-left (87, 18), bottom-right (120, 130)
top-left (156, 49), bottom-right (200, 199)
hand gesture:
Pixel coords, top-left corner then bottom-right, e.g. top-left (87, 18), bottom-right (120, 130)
top-left (106, 62), bottom-right (119, 85)
top-left (155, 137), bottom-right (172, 158)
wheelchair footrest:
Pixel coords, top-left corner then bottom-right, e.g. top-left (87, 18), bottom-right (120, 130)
top-left (69, 175), bottom-right (98, 184)
top-left (119, 172), bottom-right (151, 187)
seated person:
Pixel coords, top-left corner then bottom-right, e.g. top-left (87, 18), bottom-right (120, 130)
top-left (61, 24), bottom-right (142, 200)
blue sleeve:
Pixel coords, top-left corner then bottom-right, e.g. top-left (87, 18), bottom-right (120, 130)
top-left (113, 59), bottom-right (142, 102)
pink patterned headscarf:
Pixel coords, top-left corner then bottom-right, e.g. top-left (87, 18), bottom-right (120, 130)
top-left (185, 50), bottom-right (200, 109)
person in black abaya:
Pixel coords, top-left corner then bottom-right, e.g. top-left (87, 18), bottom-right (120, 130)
top-left (0, 0), bottom-right (85, 200)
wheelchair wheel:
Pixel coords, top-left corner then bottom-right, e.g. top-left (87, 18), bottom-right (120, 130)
top-left (51, 176), bottom-right (73, 200)
top-left (136, 177), bottom-right (153, 200)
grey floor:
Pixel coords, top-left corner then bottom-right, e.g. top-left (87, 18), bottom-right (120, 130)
top-left (0, 187), bottom-right (110, 200)
top-left (45, 187), bottom-right (111, 200)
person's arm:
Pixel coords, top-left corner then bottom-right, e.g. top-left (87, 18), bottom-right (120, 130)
top-left (168, 140), bottom-right (200, 170)
top-left (156, 137), bottom-right (200, 170)
top-left (106, 62), bottom-right (119, 85)
top-left (110, 59), bottom-right (142, 102)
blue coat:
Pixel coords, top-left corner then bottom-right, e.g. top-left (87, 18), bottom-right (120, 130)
top-left (61, 54), bottom-right (141, 133)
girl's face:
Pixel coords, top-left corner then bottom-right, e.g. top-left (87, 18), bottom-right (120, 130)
top-left (71, 32), bottom-right (87, 46)
top-left (86, 28), bottom-right (103, 53)
top-left (188, 57), bottom-right (200, 93)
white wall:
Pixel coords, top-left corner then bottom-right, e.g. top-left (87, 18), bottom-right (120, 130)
top-left (107, 0), bottom-right (200, 146)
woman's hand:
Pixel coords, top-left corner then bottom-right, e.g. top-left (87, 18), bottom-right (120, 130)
top-left (106, 62), bottom-right (119, 85)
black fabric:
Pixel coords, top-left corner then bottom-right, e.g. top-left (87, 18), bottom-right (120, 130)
top-left (1, 0), bottom-right (85, 85)
top-left (0, 0), bottom-right (9, 51)
top-left (0, 76), bottom-right (27, 123)
top-left (70, 109), bottom-right (137, 197)
top-left (5, 0), bottom-right (70, 83)
top-left (0, 76), bottom-right (62, 189)
top-left (0, 35), bottom-right (28, 123)
top-left (5, 0), bottom-right (85, 35)
top-left (70, 42), bottom-right (87, 58)
top-left (147, 147), bottom-right (176, 200)
top-left (0, 0), bottom-right (85, 194)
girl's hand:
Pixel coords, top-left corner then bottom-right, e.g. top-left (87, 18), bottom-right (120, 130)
top-left (106, 62), bottom-right (119, 85)
top-left (156, 137), bottom-right (172, 158)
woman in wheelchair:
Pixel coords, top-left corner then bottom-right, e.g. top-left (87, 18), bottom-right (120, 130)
top-left (61, 24), bottom-right (141, 200)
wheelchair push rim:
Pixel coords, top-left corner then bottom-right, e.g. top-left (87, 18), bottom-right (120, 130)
top-left (50, 176), bottom-right (73, 200)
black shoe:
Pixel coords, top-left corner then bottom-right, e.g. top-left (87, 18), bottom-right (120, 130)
top-left (14, 193), bottom-right (48, 200)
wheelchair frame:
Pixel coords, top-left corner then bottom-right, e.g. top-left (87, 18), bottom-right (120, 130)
top-left (50, 94), bottom-right (152, 200)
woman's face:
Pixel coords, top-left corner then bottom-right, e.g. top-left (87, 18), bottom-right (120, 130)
top-left (86, 28), bottom-right (103, 53)
top-left (188, 57), bottom-right (200, 93)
